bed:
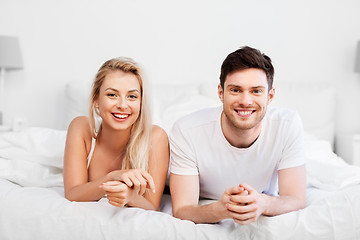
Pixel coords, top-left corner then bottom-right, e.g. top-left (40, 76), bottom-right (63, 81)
top-left (1, 80), bottom-right (360, 240)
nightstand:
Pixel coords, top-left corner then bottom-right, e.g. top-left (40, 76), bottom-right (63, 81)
top-left (336, 133), bottom-right (360, 167)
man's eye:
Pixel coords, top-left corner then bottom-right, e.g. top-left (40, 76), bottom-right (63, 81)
top-left (253, 89), bottom-right (262, 94)
top-left (231, 88), bottom-right (239, 93)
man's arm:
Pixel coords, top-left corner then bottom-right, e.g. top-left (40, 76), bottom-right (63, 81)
top-left (226, 165), bottom-right (306, 225)
top-left (262, 164), bottom-right (306, 215)
top-left (170, 173), bottom-right (239, 224)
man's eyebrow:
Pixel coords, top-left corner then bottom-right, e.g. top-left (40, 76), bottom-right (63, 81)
top-left (226, 84), bottom-right (241, 88)
top-left (226, 84), bottom-right (266, 89)
top-left (251, 86), bottom-right (266, 89)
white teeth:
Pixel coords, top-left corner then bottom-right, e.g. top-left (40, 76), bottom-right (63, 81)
top-left (237, 111), bottom-right (252, 116)
top-left (113, 113), bottom-right (128, 119)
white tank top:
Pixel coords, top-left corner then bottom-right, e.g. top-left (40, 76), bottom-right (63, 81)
top-left (87, 138), bottom-right (96, 169)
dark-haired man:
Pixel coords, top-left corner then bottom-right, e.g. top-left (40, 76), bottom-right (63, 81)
top-left (169, 46), bottom-right (306, 225)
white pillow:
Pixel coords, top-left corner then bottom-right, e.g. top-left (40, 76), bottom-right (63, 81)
top-left (65, 80), bottom-right (91, 128)
top-left (161, 95), bottom-right (220, 133)
top-left (151, 83), bottom-right (200, 128)
top-left (271, 82), bottom-right (335, 147)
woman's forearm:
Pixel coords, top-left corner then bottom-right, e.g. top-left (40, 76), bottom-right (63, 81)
top-left (126, 191), bottom-right (157, 211)
top-left (65, 175), bottom-right (109, 202)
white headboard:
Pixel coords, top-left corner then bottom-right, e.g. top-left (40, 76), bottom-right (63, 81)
top-left (64, 81), bottom-right (335, 146)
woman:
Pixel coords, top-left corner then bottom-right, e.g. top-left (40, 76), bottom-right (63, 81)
top-left (63, 57), bottom-right (169, 210)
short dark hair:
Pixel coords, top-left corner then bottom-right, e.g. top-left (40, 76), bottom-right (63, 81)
top-left (219, 46), bottom-right (274, 90)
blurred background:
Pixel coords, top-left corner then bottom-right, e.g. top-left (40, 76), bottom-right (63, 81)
top-left (0, 0), bottom-right (359, 148)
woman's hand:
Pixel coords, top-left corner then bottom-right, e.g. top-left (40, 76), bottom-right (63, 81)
top-left (106, 169), bottom-right (155, 196)
top-left (100, 181), bottom-right (135, 207)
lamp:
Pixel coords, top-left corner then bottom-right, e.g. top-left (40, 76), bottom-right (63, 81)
top-left (355, 40), bottom-right (360, 73)
top-left (0, 36), bottom-right (23, 129)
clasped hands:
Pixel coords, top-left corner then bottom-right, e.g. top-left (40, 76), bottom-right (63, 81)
top-left (221, 183), bottom-right (265, 225)
top-left (99, 169), bottom-right (155, 207)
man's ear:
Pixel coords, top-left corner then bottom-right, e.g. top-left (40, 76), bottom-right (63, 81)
top-left (267, 87), bottom-right (275, 104)
top-left (218, 84), bottom-right (224, 103)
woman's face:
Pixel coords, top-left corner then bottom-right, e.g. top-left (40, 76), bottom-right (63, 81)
top-left (95, 70), bottom-right (141, 132)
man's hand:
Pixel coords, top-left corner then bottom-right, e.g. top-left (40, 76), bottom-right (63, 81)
top-left (215, 185), bottom-right (247, 220)
top-left (225, 183), bottom-right (265, 225)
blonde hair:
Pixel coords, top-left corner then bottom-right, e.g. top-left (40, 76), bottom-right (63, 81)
top-left (89, 57), bottom-right (152, 170)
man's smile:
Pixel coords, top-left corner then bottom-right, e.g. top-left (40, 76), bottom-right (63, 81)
top-left (234, 109), bottom-right (256, 117)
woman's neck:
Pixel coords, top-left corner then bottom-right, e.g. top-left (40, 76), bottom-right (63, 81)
top-left (97, 125), bottom-right (132, 153)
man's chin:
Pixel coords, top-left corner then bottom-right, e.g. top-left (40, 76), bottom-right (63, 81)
top-left (229, 118), bottom-right (256, 130)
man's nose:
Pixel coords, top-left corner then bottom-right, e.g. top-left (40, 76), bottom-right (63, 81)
top-left (238, 92), bottom-right (253, 107)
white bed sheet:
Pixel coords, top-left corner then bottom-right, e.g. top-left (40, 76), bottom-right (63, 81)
top-left (0, 128), bottom-right (360, 239)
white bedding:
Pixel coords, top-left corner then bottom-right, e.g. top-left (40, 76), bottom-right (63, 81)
top-left (1, 128), bottom-right (360, 239)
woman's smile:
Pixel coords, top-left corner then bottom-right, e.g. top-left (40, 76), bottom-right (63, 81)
top-left (112, 113), bottom-right (131, 121)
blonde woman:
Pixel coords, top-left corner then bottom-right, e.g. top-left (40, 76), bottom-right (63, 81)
top-left (63, 57), bottom-right (169, 210)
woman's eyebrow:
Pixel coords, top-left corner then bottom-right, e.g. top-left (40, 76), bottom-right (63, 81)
top-left (128, 89), bottom-right (140, 93)
top-left (105, 87), bottom-right (119, 92)
top-left (104, 88), bottom-right (140, 93)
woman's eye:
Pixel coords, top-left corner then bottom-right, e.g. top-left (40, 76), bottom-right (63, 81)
top-left (107, 93), bottom-right (117, 98)
top-left (129, 95), bottom-right (138, 99)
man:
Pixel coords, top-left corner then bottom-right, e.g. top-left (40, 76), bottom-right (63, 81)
top-left (169, 46), bottom-right (306, 225)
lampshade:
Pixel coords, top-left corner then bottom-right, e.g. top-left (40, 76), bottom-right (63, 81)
top-left (0, 36), bottom-right (23, 69)
top-left (0, 36), bottom-right (23, 127)
top-left (355, 41), bottom-right (360, 73)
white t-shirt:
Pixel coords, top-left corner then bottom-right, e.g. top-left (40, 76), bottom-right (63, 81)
top-left (170, 106), bottom-right (305, 200)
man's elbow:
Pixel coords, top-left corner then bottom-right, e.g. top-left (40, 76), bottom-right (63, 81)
top-left (172, 207), bottom-right (181, 219)
top-left (294, 195), bottom-right (306, 211)
top-left (298, 198), bottom-right (306, 210)
top-left (172, 205), bottom-right (191, 220)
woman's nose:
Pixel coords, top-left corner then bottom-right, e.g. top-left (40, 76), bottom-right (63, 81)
top-left (116, 97), bottom-right (128, 109)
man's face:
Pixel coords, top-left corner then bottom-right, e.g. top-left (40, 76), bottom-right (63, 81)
top-left (218, 68), bottom-right (274, 131)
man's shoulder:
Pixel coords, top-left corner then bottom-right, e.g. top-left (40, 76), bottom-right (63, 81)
top-left (173, 105), bottom-right (222, 131)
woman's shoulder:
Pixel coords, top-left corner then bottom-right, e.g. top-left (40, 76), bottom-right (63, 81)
top-left (149, 125), bottom-right (170, 162)
top-left (65, 116), bottom-right (93, 158)
top-left (151, 125), bottom-right (168, 138)
top-left (151, 125), bottom-right (169, 143)
top-left (67, 116), bottom-right (92, 138)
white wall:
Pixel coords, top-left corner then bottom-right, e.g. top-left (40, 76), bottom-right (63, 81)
top-left (1, 0), bottom-right (360, 138)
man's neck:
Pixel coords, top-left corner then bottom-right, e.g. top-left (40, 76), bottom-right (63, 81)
top-left (220, 112), bottom-right (262, 148)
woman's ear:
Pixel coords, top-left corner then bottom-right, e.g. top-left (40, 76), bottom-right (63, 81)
top-left (93, 100), bottom-right (100, 115)
top-left (93, 98), bottom-right (99, 109)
